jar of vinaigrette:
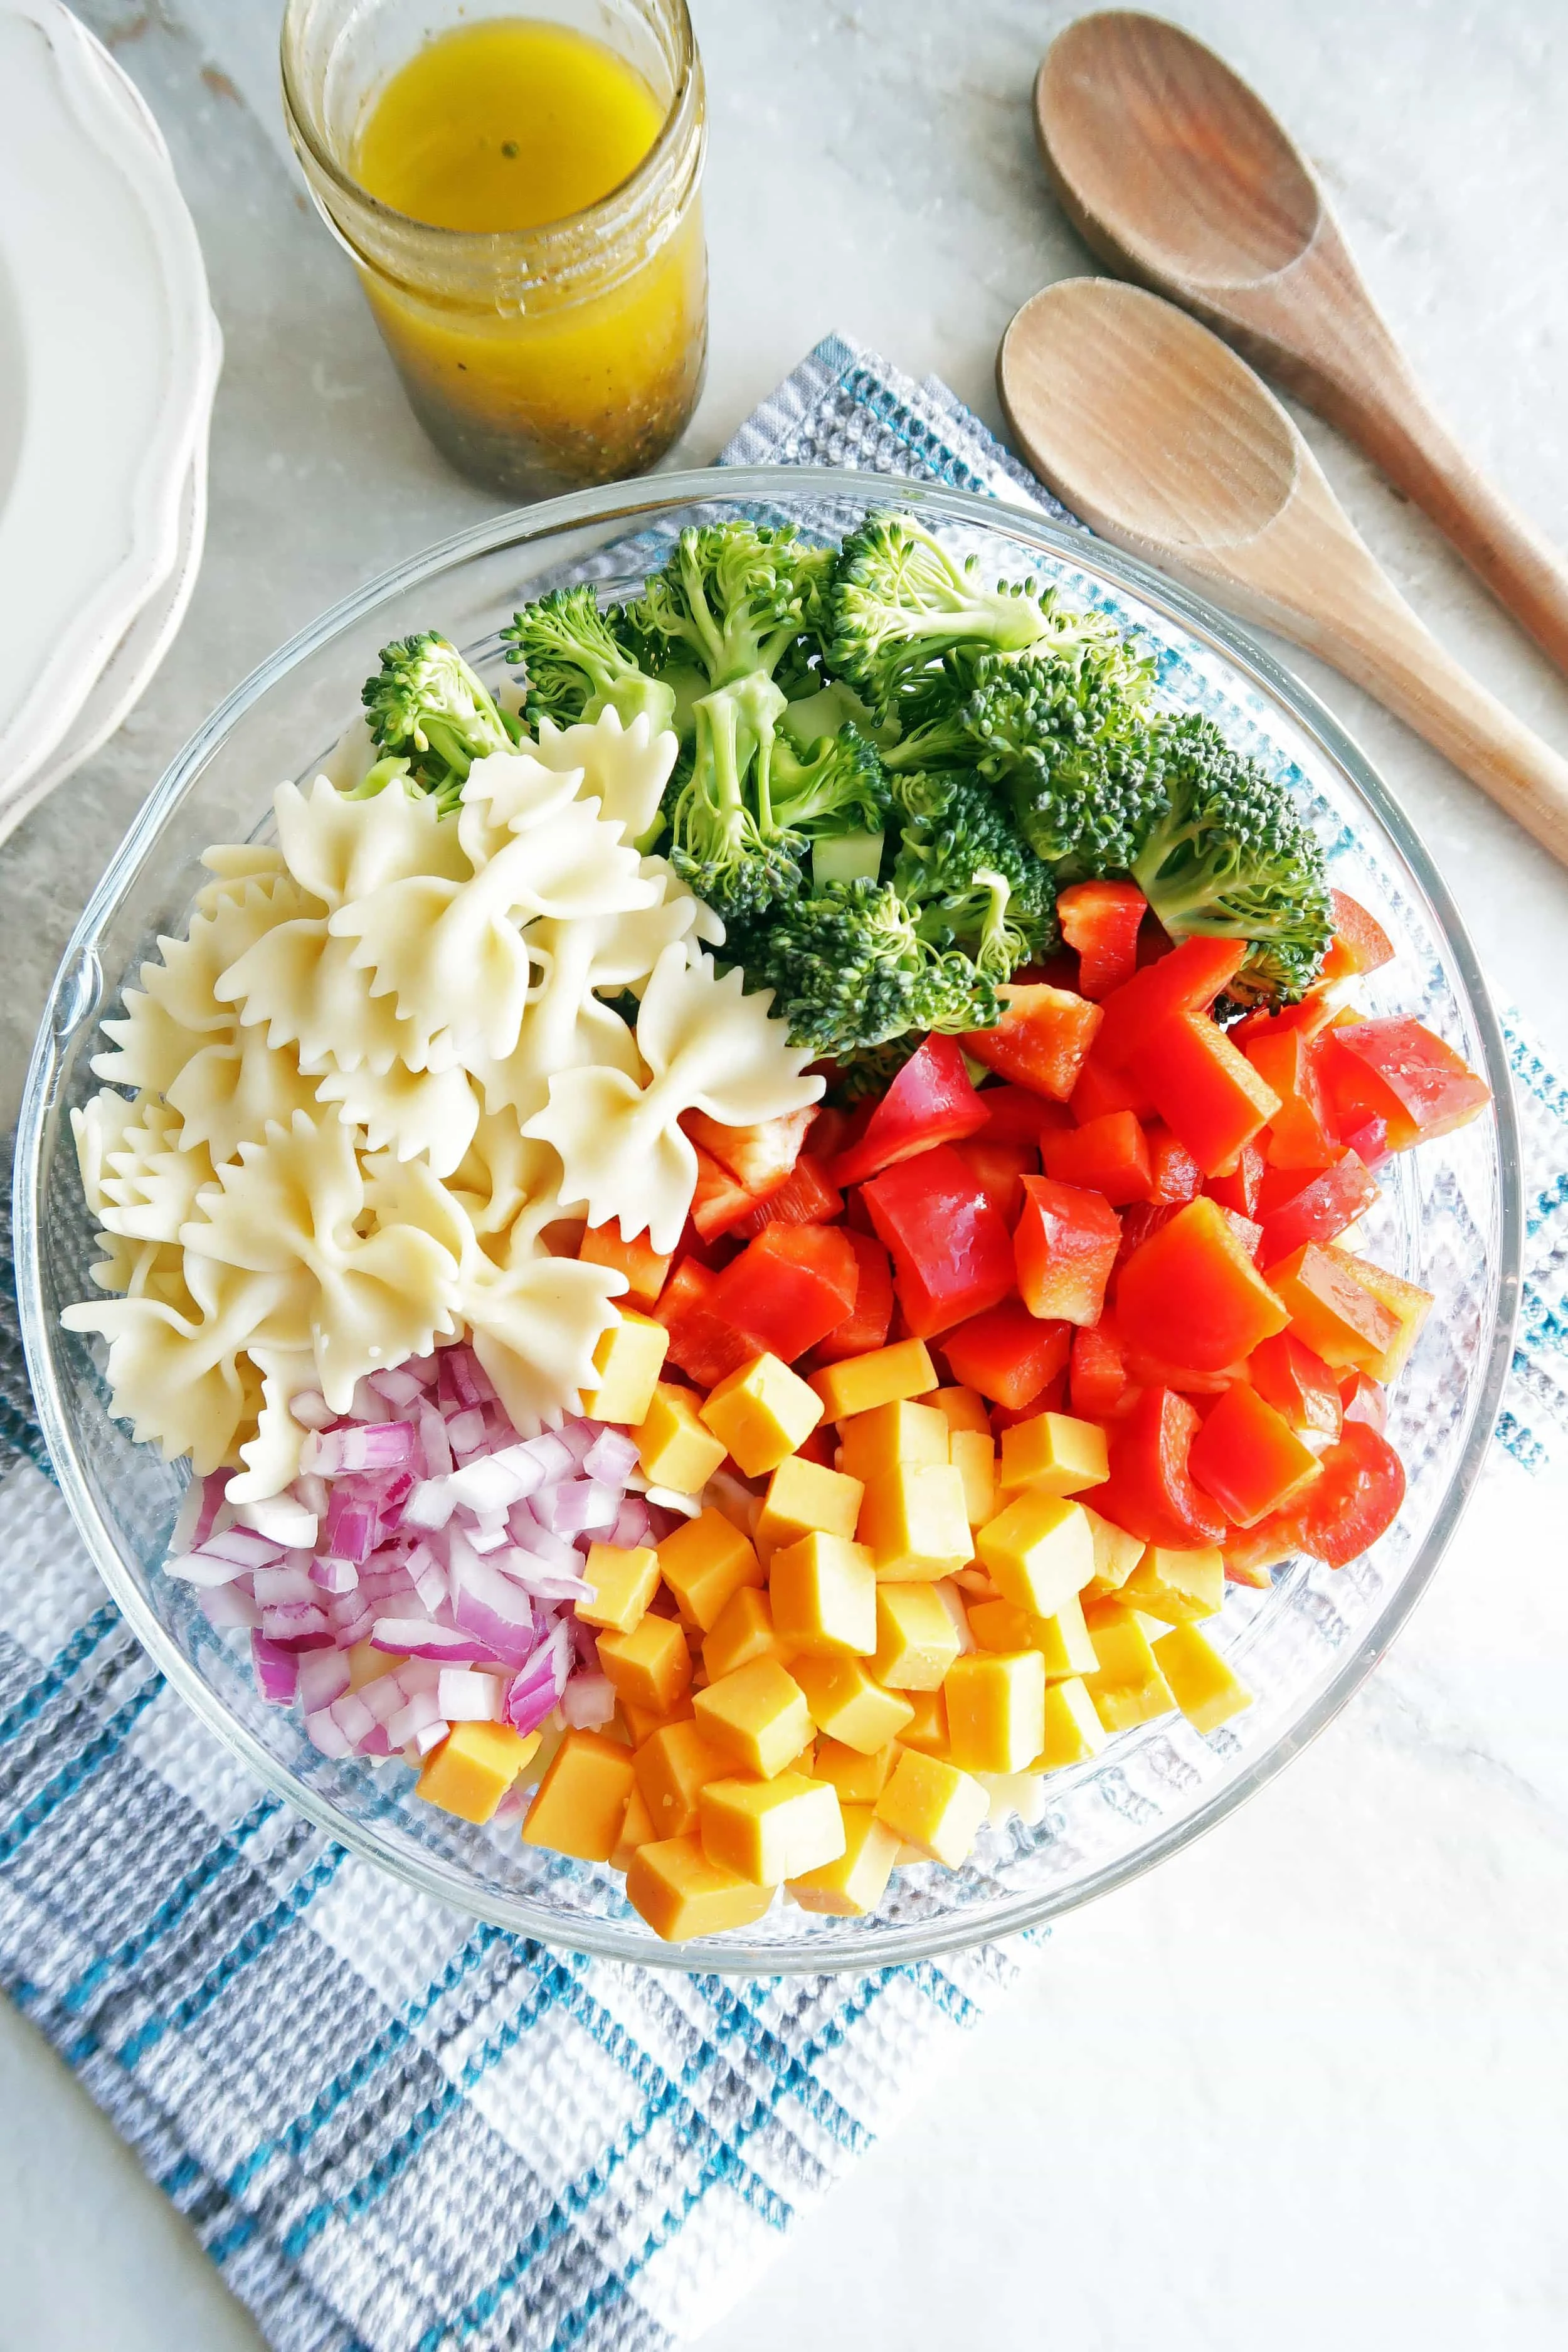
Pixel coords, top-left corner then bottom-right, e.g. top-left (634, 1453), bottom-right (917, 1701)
top-left (282, 1), bottom-right (707, 497)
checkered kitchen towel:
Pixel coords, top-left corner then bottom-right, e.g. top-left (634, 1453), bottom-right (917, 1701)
top-left (2, 338), bottom-right (1565, 2352)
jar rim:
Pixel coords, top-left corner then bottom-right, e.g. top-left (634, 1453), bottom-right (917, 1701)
top-left (280, 0), bottom-right (701, 258)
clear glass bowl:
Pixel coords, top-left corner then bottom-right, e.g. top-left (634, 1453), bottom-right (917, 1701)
top-left (13, 468), bottom-right (1522, 1972)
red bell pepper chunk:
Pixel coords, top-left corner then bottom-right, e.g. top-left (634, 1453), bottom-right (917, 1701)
top-left (730, 1155), bottom-right (843, 1241)
top-left (1316, 1018), bottom-right (1490, 1153)
top-left (1295, 1421), bottom-right (1406, 1566)
top-left (810, 1229), bottom-right (895, 1365)
top-left (1042, 1110), bottom-right (1152, 1206)
top-left (689, 1146), bottom-right (787, 1241)
top-left (1340, 1115), bottom-right (1390, 1172)
top-left (709, 1222), bottom-right (860, 1363)
top-left (1068, 1049), bottom-right (1153, 1124)
top-left (1227, 990), bottom-right (1341, 1051)
top-left (1069, 1321), bottom-right (1128, 1419)
top-left (654, 1259), bottom-right (757, 1388)
top-left (1089, 1386), bottom-right (1227, 1548)
top-left (960, 983), bottom-right (1103, 1101)
top-left (1320, 887), bottom-right (1395, 982)
top-left (1056, 879), bottom-right (1148, 1000)
top-left (1248, 1331), bottom-right (1343, 1440)
top-left (975, 1082), bottom-right (1072, 1145)
top-left (1143, 1122), bottom-right (1203, 1207)
top-left (941, 1300), bottom-right (1071, 1410)
top-left (578, 1223), bottom-right (674, 1311)
top-left (954, 1138), bottom-right (1036, 1227)
top-left (1204, 1141), bottom-right (1264, 1219)
top-left (1189, 1382), bottom-right (1323, 1527)
top-left (1338, 1369), bottom-right (1389, 1433)
top-left (1256, 1151), bottom-right (1379, 1262)
top-left (861, 1145), bottom-right (1016, 1340)
top-left (1244, 1027), bottom-right (1339, 1171)
top-left (1013, 1175), bottom-right (1121, 1328)
top-left (682, 1106), bottom-right (815, 1193)
top-left (1093, 936), bottom-right (1249, 1071)
top-left (1115, 1199), bottom-right (1182, 1267)
top-left (1131, 1012), bottom-right (1282, 1177)
top-left (826, 1034), bottom-right (990, 1187)
top-left (1116, 1195), bottom-right (1290, 1373)
top-left (1120, 1342), bottom-right (1246, 1396)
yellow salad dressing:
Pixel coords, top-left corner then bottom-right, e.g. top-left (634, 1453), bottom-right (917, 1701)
top-left (349, 18), bottom-right (706, 492)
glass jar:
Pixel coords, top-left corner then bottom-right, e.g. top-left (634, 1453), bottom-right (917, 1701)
top-left (281, 0), bottom-right (707, 499)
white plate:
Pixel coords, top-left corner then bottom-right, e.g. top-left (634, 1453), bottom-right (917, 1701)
top-left (0, 1), bottom-right (218, 809)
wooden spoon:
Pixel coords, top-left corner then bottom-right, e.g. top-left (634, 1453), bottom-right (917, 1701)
top-left (1034, 11), bottom-right (1568, 677)
top-left (997, 277), bottom-right (1568, 866)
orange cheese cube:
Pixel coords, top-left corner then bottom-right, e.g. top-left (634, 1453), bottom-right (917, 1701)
top-left (755, 1454), bottom-right (865, 1550)
top-left (874, 1749), bottom-right (988, 1868)
top-left (699, 1771), bottom-right (845, 1884)
top-left (769, 1532), bottom-right (877, 1656)
top-left (1152, 1621), bottom-right (1254, 1733)
top-left (1334, 1250), bottom-right (1435, 1384)
top-left (633, 1718), bottom-right (729, 1836)
top-left (949, 1429), bottom-right (998, 1528)
top-left (1120, 1544), bottom-right (1225, 1625)
top-left (1083, 1613), bottom-right (1177, 1733)
top-left (873, 1582), bottom-right (963, 1690)
top-left (657, 1507), bottom-right (763, 1631)
top-left (967, 1591), bottom-right (1097, 1680)
top-left (789, 1804), bottom-right (900, 1916)
top-left (897, 1686), bottom-right (951, 1758)
top-left (620, 1691), bottom-right (694, 1745)
top-left (581, 1309), bottom-right (669, 1426)
top-left (922, 1384), bottom-right (992, 1437)
top-left (699, 1353), bottom-right (823, 1476)
top-left (811, 1737), bottom-right (898, 1804)
top-left (625, 1836), bottom-right (778, 1941)
top-left (597, 1611), bottom-right (692, 1715)
top-left (1080, 1503), bottom-right (1147, 1599)
top-left (612, 1781), bottom-right (657, 1871)
top-left (632, 1382), bottom-right (728, 1493)
top-left (858, 1460), bottom-right (973, 1582)
top-left (416, 1722), bottom-right (541, 1825)
top-left (838, 1398), bottom-right (950, 1485)
top-left (1036, 1675), bottom-right (1110, 1769)
top-left (998, 1410), bottom-right (1110, 1498)
top-left (577, 1542), bottom-right (662, 1635)
top-left (793, 1655), bottom-right (914, 1753)
top-left (810, 1338), bottom-right (938, 1423)
top-left (521, 1730), bottom-right (635, 1861)
top-left (944, 1650), bottom-right (1047, 1774)
top-left (702, 1586), bottom-right (791, 1682)
top-left (692, 1658), bottom-right (813, 1778)
top-left (977, 1492), bottom-right (1094, 1618)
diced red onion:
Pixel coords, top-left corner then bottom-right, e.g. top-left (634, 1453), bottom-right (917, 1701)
top-left (349, 1377), bottom-right (393, 1424)
top-left (448, 1452), bottom-right (533, 1515)
top-left (293, 1470), bottom-right (331, 1521)
top-left (304, 1703), bottom-right (354, 1758)
top-left (545, 1478), bottom-right (618, 1537)
top-left (585, 1429), bottom-right (639, 1485)
top-left (297, 1648), bottom-right (351, 1713)
top-left (560, 1671), bottom-right (615, 1730)
top-left (253, 1564), bottom-right (319, 1607)
top-left (407, 1542), bottom-right (448, 1613)
top-left (324, 1490), bottom-right (377, 1565)
top-left (358, 1672), bottom-right (411, 1727)
top-left (236, 1491), bottom-right (319, 1549)
top-left (610, 1496), bottom-right (652, 1549)
top-left (369, 1365), bottom-right (426, 1409)
top-left (189, 1526), bottom-right (283, 1572)
top-left (310, 1554), bottom-right (360, 1596)
top-left (466, 1520), bottom-right (509, 1555)
top-left (401, 1475), bottom-right (455, 1531)
top-left (370, 1616), bottom-right (497, 1663)
top-left (331, 1603), bottom-right (375, 1650)
top-left (445, 1406), bottom-right (486, 1455)
top-left (522, 1431), bottom-right (575, 1482)
top-left (436, 1667), bottom-right (504, 1722)
top-left (412, 1717), bottom-right (448, 1758)
top-left (553, 1421), bottom-right (598, 1471)
top-left (329, 1689), bottom-right (379, 1745)
top-left (450, 1552), bottom-right (538, 1666)
top-left (260, 1600), bottom-right (332, 1645)
top-left (251, 1633), bottom-right (299, 1705)
top-left (387, 1688), bottom-right (443, 1747)
top-left (288, 1389), bottom-right (336, 1431)
top-left (199, 1584), bottom-right (261, 1631)
top-left (418, 1404), bottom-right (453, 1480)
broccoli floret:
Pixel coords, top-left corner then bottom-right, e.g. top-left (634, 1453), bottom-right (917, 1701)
top-left (502, 586), bottom-right (677, 734)
top-left (1129, 713), bottom-right (1333, 1004)
top-left (769, 723), bottom-right (892, 842)
top-left (360, 632), bottom-right (519, 812)
top-left (726, 879), bottom-right (995, 1057)
top-left (890, 769), bottom-right (1058, 982)
top-left (660, 673), bottom-right (803, 919)
top-left (781, 675), bottom-right (884, 751)
top-left (627, 521), bottom-right (835, 689)
top-left (961, 648), bottom-right (1167, 879)
top-left (827, 512), bottom-right (1064, 726)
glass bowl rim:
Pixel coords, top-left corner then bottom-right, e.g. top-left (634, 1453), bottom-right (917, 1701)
top-left (12, 464), bottom-right (1523, 1973)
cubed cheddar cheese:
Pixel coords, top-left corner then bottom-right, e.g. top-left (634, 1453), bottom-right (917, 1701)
top-left (874, 1748), bottom-right (988, 1868)
top-left (1120, 1544), bottom-right (1225, 1625)
top-left (1036, 1676), bottom-right (1110, 1769)
top-left (897, 1686), bottom-right (951, 1758)
top-left (789, 1804), bottom-right (900, 1916)
top-left (611, 1781), bottom-right (657, 1872)
top-left (699, 1772), bottom-right (845, 1884)
top-left (581, 1309), bottom-right (669, 1426)
top-left (812, 1737), bottom-right (898, 1803)
top-left (700, 1353), bottom-right (823, 1475)
top-left (810, 1338), bottom-right (938, 1423)
top-left (521, 1730), bottom-right (635, 1861)
top-left (873, 1582), bottom-right (963, 1690)
top-left (949, 1429), bottom-right (998, 1528)
top-left (838, 1398), bottom-right (950, 1485)
top-left (1152, 1622), bottom-right (1254, 1732)
top-left (633, 1719), bottom-right (729, 1836)
top-left (577, 1542), bottom-right (662, 1635)
top-left (1082, 1613), bottom-right (1177, 1734)
top-left (1080, 1503), bottom-right (1148, 1600)
top-left (769, 1532), bottom-right (877, 1656)
top-left (625, 1836), bottom-right (778, 1941)
top-left (755, 1456), bottom-right (865, 1550)
top-left (597, 1611), bottom-right (692, 1715)
top-left (944, 1650), bottom-right (1047, 1774)
top-left (793, 1655), bottom-right (915, 1753)
top-left (632, 1382), bottom-right (728, 1494)
top-left (997, 1410), bottom-right (1110, 1498)
top-left (977, 1493), bottom-right (1094, 1617)
top-left (968, 1590), bottom-right (1098, 1681)
top-left (692, 1658), bottom-right (812, 1777)
top-left (921, 1384), bottom-right (992, 1437)
top-left (657, 1508), bottom-right (763, 1631)
top-left (416, 1722), bottom-right (541, 1825)
top-left (620, 1691), bottom-right (694, 1745)
top-left (858, 1460), bottom-right (973, 1582)
top-left (702, 1586), bottom-right (790, 1682)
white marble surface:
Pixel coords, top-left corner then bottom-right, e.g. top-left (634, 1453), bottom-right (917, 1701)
top-left (3, 4), bottom-right (1567, 2347)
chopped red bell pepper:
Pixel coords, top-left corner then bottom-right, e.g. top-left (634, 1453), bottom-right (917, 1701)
top-left (1089, 1386), bottom-right (1227, 1548)
top-left (731, 1155), bottom-right (843, 1240)
top-left (960, 983), bottom-right (1103, 1101)
top-left (689, 1146), bottom-right (787, 1242)
top-left (1340, 1115), bottom-right (1391, 1172)
top-left (1056, 879), bottom-right (1148, 999)
top-left (1204, 1141), bottom-right (1264, 1219)
top-left (1221, 1517), bottom-right (1301, 1587)
top-left (1338, 1369), bottom-right (1388, 1433)
top-left (1014, 1174), bottom-right (1121, 1328)
top-left (975, 1083), bottom-right (1072, 1145)
top-left (1320, 887), bottom-right (1395, 982)
top-left (1143, 1122), bottom-right (1204, 1207)
top-left (992, 1371), bottom-right (1070, 1434)
top-left (1116, 1196), bottom-right (1290, 1372)
top-left (1227, 991), bottom-right (1340, 1050)
top-left (654, 1259), bottom-right (757, 1387)
top-left (1115, 1199), bottom-right (1182, 1266)
top-left (682, 1106), bottom-right (815, 1192)
top-left (578, 1223), bottom-right (674, 1310)
top-left (861, 1145), bottom-right (1016, 1340)
top-left (1119, 1341), bottom-right (1246, 1396)
top-left (1248, 1331), bottom-right (1343, 1440)
top-left (709, 1222), bottom-right (859, 1362)
top-left (1244, 1027), bottom-right (1339, 1171)
top-left (1256, 1151), bottom-right (1379, 1262)
top-left (941, 1300), bottom-right (1071, 1409)
top-left (1189, 1382), bottom-right (1323, 1526)
top-left (1216, 1205), bottom-right (1263, 1261)
top-left (1131, 1012), bottom-right (1282, 1177)
top-left (1041, 1110), bottom-right (1152, 1206)
top-left (1069, 1049), bottom-right (1153, 1123)
top-left (1069, 1321), bottom-right (1128, 1419)
top-left (953, 1138), bottom-right (1036, 1227)
top-left (1093, 936), bottom-right (1249, 1071)
top-left (1263, 1242), bottom-right (1401, 1374)
top-left (826, 1034), bottom-right (990, 1187)
top-left (810, 1229), bottom-right (895, 1365)
top-left (1315, 1018), bottom-right (1490, 1152)
top-left (1295, 1421), bottom-right (1406, 1565)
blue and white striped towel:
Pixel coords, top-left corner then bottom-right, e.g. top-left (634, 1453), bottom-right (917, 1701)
top-left (1, 337), bottom-right (1564, 2352)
